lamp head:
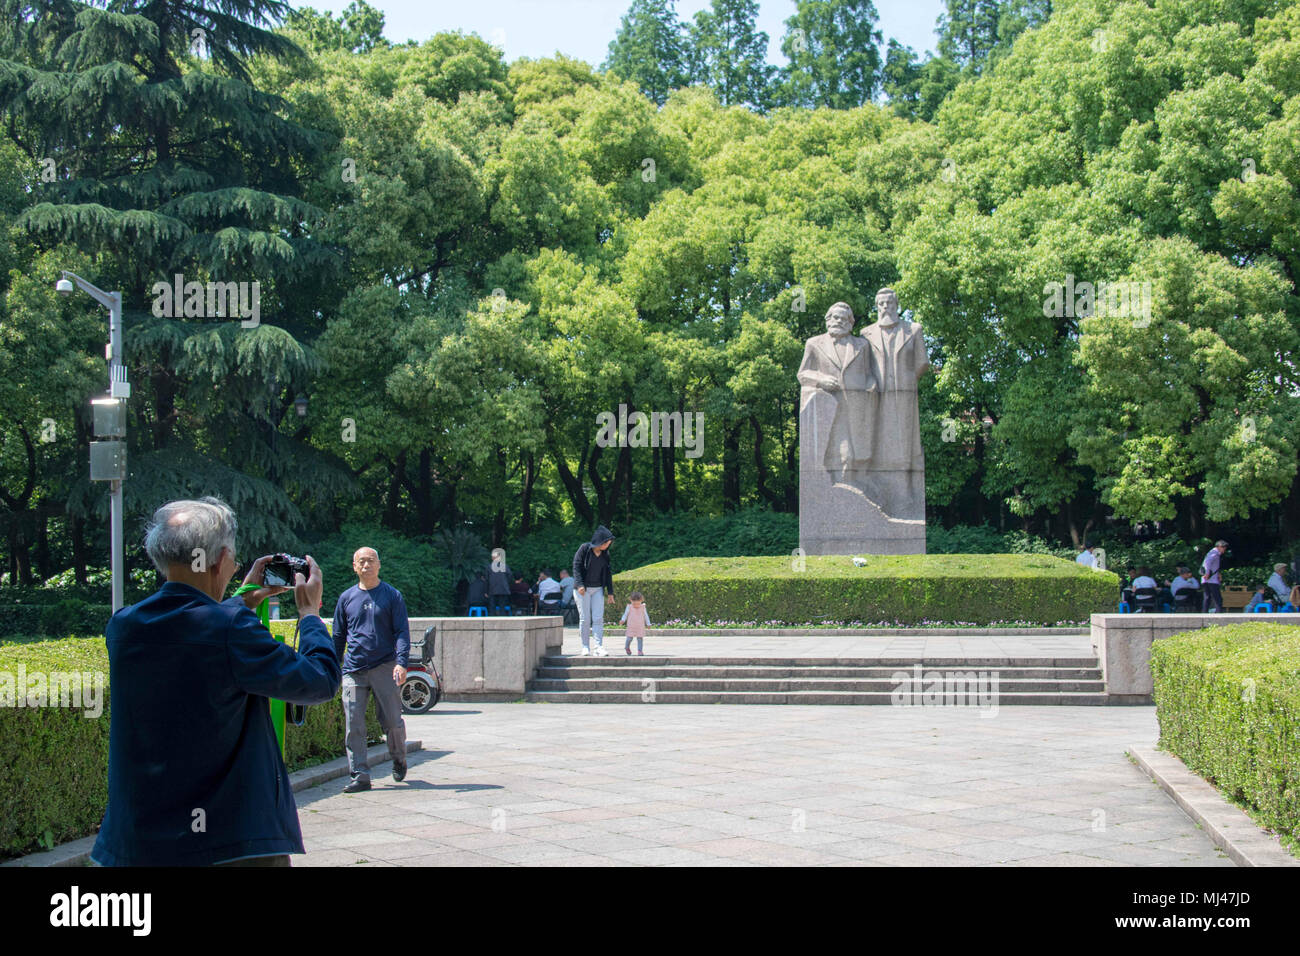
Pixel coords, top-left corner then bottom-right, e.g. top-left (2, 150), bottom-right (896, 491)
top-left (56, 277), bottom-right (74, 296)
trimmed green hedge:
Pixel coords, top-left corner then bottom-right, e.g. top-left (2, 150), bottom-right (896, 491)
top-left (0, 637), bottom-right (111, 859)
top-left (0, 600), bottom-right (114, 638)
top-left (612, 554), bottom-right (1118, 626)
top-left (1152, 623), bottom-right (1300, 841)
top-left (1, 625), bottom-right (376, 862)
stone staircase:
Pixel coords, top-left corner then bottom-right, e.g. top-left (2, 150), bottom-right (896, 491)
top-left (523, 655), bottom-right (1108, 704)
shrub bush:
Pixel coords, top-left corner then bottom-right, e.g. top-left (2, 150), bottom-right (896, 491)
top-left (0, 637), bottom-right (110, 859)
top-left (503, 508), bottom-right (801, 582)
top-left (0, 626), bottom-right (377, 861)
top-left (1152, 622), bottom-right (1300, 843)
top-left (305, 522), bottom-right (455, 616)
top-left (926, 523), bottom-right (1014, 554)
top-left (0, 599), bottom-right (113, 638)
top-left (613, 554), bottom-right (1117, 626)
top-left (499, 515), bottom-right (1296, 599)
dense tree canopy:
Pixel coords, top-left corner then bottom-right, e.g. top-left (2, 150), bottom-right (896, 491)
top-left (1, 0), bottom-right (1298, 590)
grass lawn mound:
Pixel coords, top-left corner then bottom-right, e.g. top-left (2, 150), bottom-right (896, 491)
top-left (613, 553), bottom-right (1117, 626)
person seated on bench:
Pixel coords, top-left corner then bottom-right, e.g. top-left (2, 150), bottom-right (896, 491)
top-left (510, 573), bottom-right (533, 614)
top-left (1267, 564), bottom-right (1290, 605)
top-left (1169, 566), bottom-right (1199, 609)
top-left (1131, 566), bottom-right (1160, 612)
top-left (1245, 584), bottom-right (1274, 612)
top-left (465, 570), bottom-right (488, 615)
top-left (1120, 565), bottom-right (1138, 606)
top-left (536, 569), bottom-right (563, 614)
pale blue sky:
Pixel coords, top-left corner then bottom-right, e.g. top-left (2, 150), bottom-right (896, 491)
top-left (290, 0), bottom-right (947, 65)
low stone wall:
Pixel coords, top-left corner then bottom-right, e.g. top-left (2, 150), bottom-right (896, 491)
top-left (1090, 613), bottom-right (1300, 703)
top-left (407, 616), bottom-right (562, 701)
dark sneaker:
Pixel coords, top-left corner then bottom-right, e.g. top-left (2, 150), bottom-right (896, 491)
top-left (343, 776), bottom-right (371, 794)
top-left (392, 759), bottom-right (407, 783)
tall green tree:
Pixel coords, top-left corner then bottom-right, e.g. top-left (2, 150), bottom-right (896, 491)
top-left (937, 0), bottom-right (1051, 74)
top-left (284, 1), bottom-right (389, 54)
top-left (604, 0), bottom-right (688, 107)
top-left (777, 0), bottom-right (883, 109)
top-left (937, 0), bottom-right (1004, 71)
top-left (685, 0), bottom-right (775, 110)
top-left (0, 0), bottom-right (344, 554)
top-left (881, 40), bottom-right (961, 121)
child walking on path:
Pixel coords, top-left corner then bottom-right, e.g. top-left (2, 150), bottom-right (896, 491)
top-left (621, 591), bottom-right (650, 656)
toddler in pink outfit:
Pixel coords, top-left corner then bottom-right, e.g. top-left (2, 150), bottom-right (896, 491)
top-left (621, 591), bottom-right (650, 656)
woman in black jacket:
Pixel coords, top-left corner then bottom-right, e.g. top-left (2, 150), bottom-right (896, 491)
top-left (571, 525), bottom-right (615, 655)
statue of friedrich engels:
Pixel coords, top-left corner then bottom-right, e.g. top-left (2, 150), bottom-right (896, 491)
top-left (796, 288), bottom-right (930, 554)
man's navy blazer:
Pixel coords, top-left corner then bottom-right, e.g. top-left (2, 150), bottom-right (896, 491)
top-left (90, 581), bottom-right (341, 866)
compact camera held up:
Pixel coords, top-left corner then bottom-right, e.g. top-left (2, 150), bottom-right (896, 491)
top-left (262, 553), bottom-right (311, 588)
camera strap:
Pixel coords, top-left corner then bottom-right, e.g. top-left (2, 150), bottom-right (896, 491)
top-left (285, 616), bottom-right (307, 727)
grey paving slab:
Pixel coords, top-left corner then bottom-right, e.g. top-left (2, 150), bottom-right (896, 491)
top-left (291, 702), bottom-right (1235, 867)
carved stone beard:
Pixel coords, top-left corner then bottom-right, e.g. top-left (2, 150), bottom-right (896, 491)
top-left (876, 301), bottom-right (899, 326)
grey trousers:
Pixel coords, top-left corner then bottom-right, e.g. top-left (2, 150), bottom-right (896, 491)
top-left (576, 586), bottom-right (605, 648)
top-left (343, 662), bottom-right (407, 780)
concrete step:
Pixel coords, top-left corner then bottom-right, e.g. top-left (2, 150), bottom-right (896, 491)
top-left (526, 654), bottom-right (1109, 704)
top-left (535, 665), bottom-right (1102, 680)
top-left (528, 677), bottom-right (1105, 693)
top-left (521, 690), bottom-right (1109, 705)
top-left (543, 656), bottom-right (1100, 668)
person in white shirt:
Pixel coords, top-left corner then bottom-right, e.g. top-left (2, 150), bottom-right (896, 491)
top-left (1267, 564), bottom-right (1290, 604)
top-left (1131, 566), bottom-right (1158, 590)
top-left (536, 570), bottom-right (562, 609)
top-left (1076, 544), bottom-right (1096, 567)
top-left (1169, 567), bottom-right (1199, 596)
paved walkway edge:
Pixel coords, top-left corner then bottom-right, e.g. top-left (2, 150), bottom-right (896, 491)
top-left (1128, 746), bottom-right (1299, 867)
top-left (0, 739), bottom-right (422, 868)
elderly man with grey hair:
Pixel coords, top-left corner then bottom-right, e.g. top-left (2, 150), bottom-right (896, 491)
top-left (91, 496), bottom-right (340, 867)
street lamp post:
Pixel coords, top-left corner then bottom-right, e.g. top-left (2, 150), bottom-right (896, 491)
top-left (57, 271), bottom-right (129, 612)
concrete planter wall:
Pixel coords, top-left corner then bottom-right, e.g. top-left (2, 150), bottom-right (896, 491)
top-left (1090, 613), bottom-right (1300, 703)
top-left (406, 616), bottom-right (562, 701)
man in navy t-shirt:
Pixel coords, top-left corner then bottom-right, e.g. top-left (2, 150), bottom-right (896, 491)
top-left (333, 546), bottom-right (410, 792)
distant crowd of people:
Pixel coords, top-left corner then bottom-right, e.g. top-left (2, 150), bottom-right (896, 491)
top-left (1076, 539), bottom-right (1300, 613)
top-left (464, 558), bottom-right (575, 616)
top-left (463, 525), bottom-right (651, 656)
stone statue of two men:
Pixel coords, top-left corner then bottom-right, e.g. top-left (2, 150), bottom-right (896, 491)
top-left (797, 288), bottom-right (930, 555)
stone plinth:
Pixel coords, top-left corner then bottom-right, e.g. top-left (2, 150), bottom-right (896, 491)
top-left (1090, 613), bottom-right (1300, 702)
top-left (394, 616), bottom-right (562, 701)
top-left (798, 469), bottom-right (925, 555)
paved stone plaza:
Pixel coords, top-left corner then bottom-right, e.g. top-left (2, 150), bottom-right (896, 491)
top-left (294, 685), bottom-right (1232, 867)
